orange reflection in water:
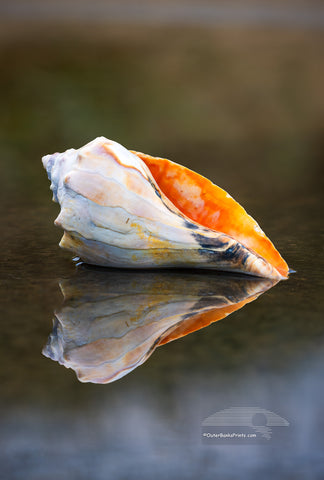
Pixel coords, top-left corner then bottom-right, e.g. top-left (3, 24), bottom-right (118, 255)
top-left (43, 268), bottom-right (278, 384)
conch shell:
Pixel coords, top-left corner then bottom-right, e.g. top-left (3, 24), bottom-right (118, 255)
top-left (43, 269), bottom-right (276, 383)
top-left (42, 137), bottom-right (289, 279)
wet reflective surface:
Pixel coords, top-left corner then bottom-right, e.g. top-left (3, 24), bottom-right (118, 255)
top-left (43, 268), bottom-right (276, 383)
top-left (1, 15), bottom-right (324, 480)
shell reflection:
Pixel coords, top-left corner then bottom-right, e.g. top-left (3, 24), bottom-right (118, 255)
top-left (43, 269), bottom-right (277, 384)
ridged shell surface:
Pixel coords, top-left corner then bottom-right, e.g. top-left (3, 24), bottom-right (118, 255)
top-left (42, 137), bottom-right (286, 279)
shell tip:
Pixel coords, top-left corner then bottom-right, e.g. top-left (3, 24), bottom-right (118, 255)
top-left (42, 153), bottom-right (57, 182)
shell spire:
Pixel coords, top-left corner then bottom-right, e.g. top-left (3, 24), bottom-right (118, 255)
top-left (42, 136), bottom-right (289, 279)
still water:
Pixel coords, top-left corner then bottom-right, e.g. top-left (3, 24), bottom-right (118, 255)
top-left (1, 18), bottom-right (324, 480)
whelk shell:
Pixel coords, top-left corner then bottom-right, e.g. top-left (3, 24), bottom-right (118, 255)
top-left (43, 269), bottom-right (276, 384)
top-left (42, 137), bottom-right (289, 279)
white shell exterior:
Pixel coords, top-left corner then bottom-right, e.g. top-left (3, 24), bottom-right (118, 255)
top-left (42, 137), bottom-right (281, 278)
top-left (43, 270), bottom-right (275, 383)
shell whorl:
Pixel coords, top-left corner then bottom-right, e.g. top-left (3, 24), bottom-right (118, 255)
top-left (42, 137), bottom-right (284, 279)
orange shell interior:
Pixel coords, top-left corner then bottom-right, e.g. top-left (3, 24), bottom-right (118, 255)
top-left (132, 151), bottom-right (289, 278)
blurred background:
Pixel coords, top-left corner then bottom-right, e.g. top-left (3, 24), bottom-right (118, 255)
top-left (0, 1), bottom-right (324, 479)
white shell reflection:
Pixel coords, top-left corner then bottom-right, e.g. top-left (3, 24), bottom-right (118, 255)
top-left (43, 269), bottom-right (277, 384)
